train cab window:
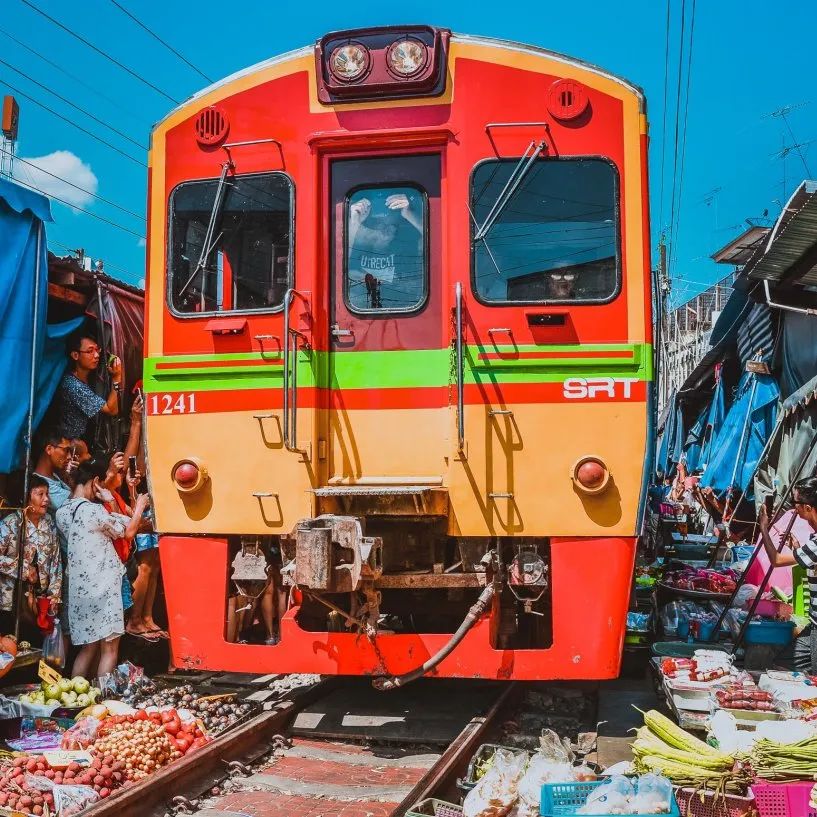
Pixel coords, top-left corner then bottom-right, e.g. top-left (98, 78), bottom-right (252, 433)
top-left (471, 159), bottom-right (619, 304)
top-left (345, 185), bottom-right (427, 312)
top-left (169, 172), bottom-right (293, 314)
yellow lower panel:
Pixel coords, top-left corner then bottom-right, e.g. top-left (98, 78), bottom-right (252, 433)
top-left (147, 410), bottom-right (315, 535)
top-left (447, 402), bottom-right (648, 537)
top-left (329, 407), bottom-right (449, 482)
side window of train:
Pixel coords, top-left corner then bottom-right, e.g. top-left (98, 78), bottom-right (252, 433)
top-left (168, 172), bottom-right (293, 314)
top-left (470, 158), bottom-right (620, 305)
top-left (345, 185), bottom-right (428, 313)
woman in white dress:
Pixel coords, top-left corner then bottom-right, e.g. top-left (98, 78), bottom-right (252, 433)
top-left (56, 459), bottom-right (149, 679)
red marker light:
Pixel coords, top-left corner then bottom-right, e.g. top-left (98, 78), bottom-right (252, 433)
top-left (571, 456), bottom-right (610, 495)
top-left (171, 459), bottom-right (207, 493)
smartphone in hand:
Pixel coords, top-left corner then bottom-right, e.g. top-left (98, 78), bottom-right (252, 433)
top-left (128, 456), bottom-right (137, 480)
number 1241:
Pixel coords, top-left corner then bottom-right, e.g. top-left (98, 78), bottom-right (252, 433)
top-left (149, 393), bottom-right (197, 415)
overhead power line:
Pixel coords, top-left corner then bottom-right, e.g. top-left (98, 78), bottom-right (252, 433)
top-left (0, 26), bottom-right (150, 127)
top-left (0, 58), bottom-right (147, 150)
top-left (18, 0), bottom-right (180, 105)
top-left (16, 173), bottom-right (146, 239)
top-left (9, 153), bottom-right (146, 221)
top-left (0, 75), bottom-right (146, 167)
top-left (667, 0), bottom-right (687, 272)
top-left (48, 237), bottom-right (141, 284)
top-left (109, 0), bottom-right (212, 83)
top-left (658, 0), bottom-right (671, 234)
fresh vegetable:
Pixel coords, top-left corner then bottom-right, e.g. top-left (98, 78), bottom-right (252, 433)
top-left (641, 710), bottom-right (724, 757)
top-left (93, 719), bottom-right (178, 782)
top-left (749, 736), bottom-right (817, 781)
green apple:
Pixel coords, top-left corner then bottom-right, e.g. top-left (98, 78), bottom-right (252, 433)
top-left (88, 688), bottom-right (100, 702)
top-left (46, 683), bottom-right (61, 700)
top-left (33, 691), bottom-right (45, 704)
top-left (72, 676), bottom-right (90, 695)
top-left (60, 691), bottom-right (77, 707)
top-left (75, 693), bottom-right (91, 708)
top-left (58, 678), bottom-right (73, 694)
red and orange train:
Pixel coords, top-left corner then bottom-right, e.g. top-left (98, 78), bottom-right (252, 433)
top-left (143, 26), bottom-right (653, 683)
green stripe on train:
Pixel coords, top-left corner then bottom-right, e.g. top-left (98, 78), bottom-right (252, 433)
top-left (143, 343), bottom-right (653, 393)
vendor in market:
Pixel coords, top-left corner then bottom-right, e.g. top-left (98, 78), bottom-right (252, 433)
top-left (758, 476), bottom-right (817, 674)
top-left (32, 431), bottom-right (73, 512)
top-left (0, 475), bottom-right (63, 623)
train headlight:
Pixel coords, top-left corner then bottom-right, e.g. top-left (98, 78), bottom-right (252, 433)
top-left (571, 456), bottom-right (610, 495)
top-left (386, 38), bottom-right (428, 77)
top-left (329, 43), bottom-right (370, 82)
top-left (172, 458), bottom-right (208, 493)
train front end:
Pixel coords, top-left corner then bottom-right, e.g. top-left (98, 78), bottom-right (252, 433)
top-left (144, 26), bottom-right (653, 680)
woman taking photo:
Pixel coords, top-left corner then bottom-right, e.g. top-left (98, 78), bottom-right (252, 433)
top-left (0, 475), bottom-right (63, 623)
top-left (56, 460), bottom-right (149, 679)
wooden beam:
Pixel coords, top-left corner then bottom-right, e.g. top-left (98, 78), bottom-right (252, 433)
top-left (48, 282), bottom-right (88, 306)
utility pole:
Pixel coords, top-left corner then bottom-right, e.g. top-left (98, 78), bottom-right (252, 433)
top-left (1, 96), bottom-right (19, 179)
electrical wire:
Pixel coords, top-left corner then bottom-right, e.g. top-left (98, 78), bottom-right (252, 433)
top-left (0, 58), bottom-right (147, 150)
top-left (18, 0), bottom-right (180, 105)
top-left (667, 0), bottom-right (687, 277)
top-left (658, 0), bottom-right (671, 234)
top-left (108, 0), bottom-right (212, 83)
top-left (0, 75), bottom-right (146, 167)
top-left (0, 25), bottom-right (150, 127)
top-left (15, 174), bottom-right (145, 239)
top-left (669, 0), bottom-right (697, 276)
top-left (9, 153), bottom-right (145, 221)
top-left (48, 238), bottom-right (141, 284)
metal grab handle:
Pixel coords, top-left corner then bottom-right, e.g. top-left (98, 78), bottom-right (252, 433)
top-left (455, 282), bottom-right (465, 451)
top-left (330, 323), bottom-right (353, 338)
top-left (282, 288), bottom-right (310, 453)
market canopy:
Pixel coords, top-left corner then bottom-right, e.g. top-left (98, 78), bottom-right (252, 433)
top-left (0, 178), bottom-right (82, 472)
top-left (755, 373), bottom-right (817, 509)
top-left (699, 371), bottom-right (780, 498)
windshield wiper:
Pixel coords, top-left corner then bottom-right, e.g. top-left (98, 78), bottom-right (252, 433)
top-left (473, 139), bottom-right (547, 242)
top-left (178, 159), bottom-right (234, 299)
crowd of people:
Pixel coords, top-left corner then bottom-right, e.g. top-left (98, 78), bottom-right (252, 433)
top-left (0, 329), bottom-right (164, 680)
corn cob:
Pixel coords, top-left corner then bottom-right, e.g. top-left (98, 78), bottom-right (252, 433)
top-left (632, 739), bottom-right (733, 771)
top-left (643, 709), bottom-right (723, 757)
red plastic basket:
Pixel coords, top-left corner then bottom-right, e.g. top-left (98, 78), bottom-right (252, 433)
top-left (674, 787), bottom-right (757, 817)
top-left (751, 781), bottom-right (817, 817)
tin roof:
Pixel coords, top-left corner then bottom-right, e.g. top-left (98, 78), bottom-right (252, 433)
top-left (744, 180), bottom-right (817, 286)
top-left (710, 226), bottom-right (770, 266)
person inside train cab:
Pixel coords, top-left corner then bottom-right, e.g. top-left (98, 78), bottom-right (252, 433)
top-left (546, 270), bottom-right (576, 300)
top-left (347, 189), bottom-right (423, 311)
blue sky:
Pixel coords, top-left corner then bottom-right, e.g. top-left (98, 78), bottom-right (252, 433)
top-left (2, 0), bottom-right (814, 304)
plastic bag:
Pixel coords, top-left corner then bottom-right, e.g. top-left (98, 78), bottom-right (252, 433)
top-left (41, 617), bottom-right (66, 672)
top-left (577, 776), bottom-right (634, 815)
top-left (515, 751), bottom-right (582, 817)
top-left (632, 774), bottom-right (673, 814)
top-left (462, 747), bottom-right (528, 817)
top-left (539, 728), bottom-right (574, 764)
top-left (26, 774), bottom-right (99, 816)
top-left (732, 584), bottom-right (759, 610)
top-left (660, 602), bottom-right (684, 636)
top-left (61, 716), bottom-right (101, 750)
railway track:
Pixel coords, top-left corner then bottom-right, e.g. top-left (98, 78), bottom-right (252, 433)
top-left (85, 676), bottom-right (519, 817)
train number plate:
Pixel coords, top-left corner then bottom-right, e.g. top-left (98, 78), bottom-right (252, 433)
top-left (148, 393), bottom-right (197, 415)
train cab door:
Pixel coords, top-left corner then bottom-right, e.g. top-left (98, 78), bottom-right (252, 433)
top-left (326, 154), bottom-right (446, 485)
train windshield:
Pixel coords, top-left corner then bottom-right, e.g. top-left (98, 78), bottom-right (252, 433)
top-left (169, 172), bottom-right (293, 314)
top-left (471, 158), bottom-right (619, 304)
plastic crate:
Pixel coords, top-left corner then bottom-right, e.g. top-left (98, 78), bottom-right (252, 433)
top-left (751, 780), bottom-right (817, 817)
top-left (405, 799), bottom-right (463, 817)
top-left (744, 620), bottom-right (795, 646)
top-left (675, 787), bottom-right (757, 817)
top-left (793, 565), bottom-right (810, 619)
top-left (541, 780), bottom-right (680, 816)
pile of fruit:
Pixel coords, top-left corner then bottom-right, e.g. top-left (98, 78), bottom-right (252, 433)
top-left (664, 567), bottom-right (738, 595)
top-left (20, 676), bottom-right (102, 709)
top-left (130, 684), bottom-right (254, 736)
top-left (97, 709), bottom-right (209, 760)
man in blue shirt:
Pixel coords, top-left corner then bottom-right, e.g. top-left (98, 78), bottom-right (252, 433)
top-left (33, 431), bottom-right (73, 514)
top-left (57, 333), bottom-right (122, 440)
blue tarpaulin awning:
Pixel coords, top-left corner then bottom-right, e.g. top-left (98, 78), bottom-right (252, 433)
top-left (657, 392), bottom-right (685, 476)
top-left (0, 178), bottom-right (82, 472)
top-left (700, 371), bottom-right (780, 498)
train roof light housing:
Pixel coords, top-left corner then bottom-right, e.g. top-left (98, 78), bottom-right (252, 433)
top-left (316, 25), bottom-right (450, 104)
top-left (329, 42), bottom-right (371, 83)
top-left (571, 455), bottom-right (610, 495)
top-left (386, 38), bottom-right (429, 78)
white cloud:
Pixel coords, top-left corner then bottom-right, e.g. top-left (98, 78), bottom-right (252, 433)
top-left (137, 237), bottom-right (146, 248)
top-left (137, 278), bottom-right (146, 289)
top-left (18, 150), bottom-right (98, 208)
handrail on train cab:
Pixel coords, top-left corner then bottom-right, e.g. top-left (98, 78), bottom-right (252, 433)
top-left (455, 282), bottom-right (465, 452)
top-left (282, 287), bottom-right (311, 454)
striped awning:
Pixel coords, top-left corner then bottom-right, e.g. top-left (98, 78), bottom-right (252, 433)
top-left (745, 180), bottom-right (817, 286)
